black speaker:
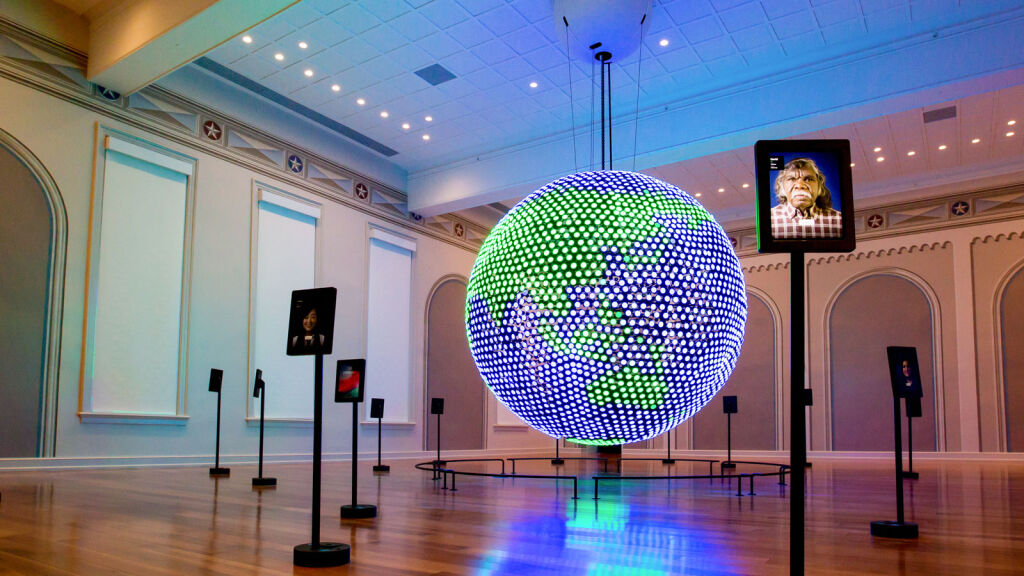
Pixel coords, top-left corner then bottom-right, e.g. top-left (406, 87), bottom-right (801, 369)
top-left (208, 368), bottom-right (223, 393)
top-left (370, 398), bottom-right (384, 419)
top-left (253, 369), bottom-right (264, 398)
top-left (430, 397), bottom-right (444, 415)
top-left (906, 396), bottom-right (922, 418)
top-left (722, 395), bottom-right (738, 414)
top-left (803, 388), bottom-right (813, 407)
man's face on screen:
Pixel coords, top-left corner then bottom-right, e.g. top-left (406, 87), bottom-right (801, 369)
top-left (783, 168), bottom-right (822, 210)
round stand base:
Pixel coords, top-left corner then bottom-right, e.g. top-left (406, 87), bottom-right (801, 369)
top-left (720, 462), bottom-right (736, 470)
top-left (209, 467), bottom-right (230, 476)
top-left (551, 459), bottom-right (565, 465)
top-left (662, 459), bottom-right (676, 464)
top-left (293, 542), bottom-right (350, 567)
top-left (340, 504), bottom-right (377, 519)
top-left (902, 471), bottom-right (919, 479)
top-left (870, 520), bottom-right (918, 539)
top-left (373, 465), bottom-right (390, 473)
top-left (252, 477), bottom-right (277, 487)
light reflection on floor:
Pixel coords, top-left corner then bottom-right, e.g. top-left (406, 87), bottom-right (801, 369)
top-left (473, 485), bottom-right (733, 576)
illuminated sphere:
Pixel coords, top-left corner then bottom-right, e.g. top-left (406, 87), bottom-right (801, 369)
top-left (465, 170), bottom-right (747, 445)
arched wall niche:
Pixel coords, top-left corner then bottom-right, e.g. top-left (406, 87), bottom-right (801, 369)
top-left (424, 274), bottom-right (485, 451)
top-left (690, 290), bottom-right (778, 451)
top-left (827, 270), bottom-right (940, 452)
top-left (0, 127), bottom-right (67, 458)
top-left (997, 261), bottom-right (1024, 452)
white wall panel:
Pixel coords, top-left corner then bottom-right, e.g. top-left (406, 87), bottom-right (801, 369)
top-left (253, 197), bottom-right (317, 419)
top-left (365, 234), bottom-right (414, 422)
top-left (91, 151), bottom-right (187, 414)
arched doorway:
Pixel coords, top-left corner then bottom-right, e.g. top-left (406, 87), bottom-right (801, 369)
top-left (0, 129), bottom-right (66, 457)
top-left (692, 292), bottom-right (777, 450)
top-left (829, 274), bottom-right (937, 451)
top-left (425, 276), bottom-right (485, 451)
top-left (1001, 265), bottom-right (1024, 451)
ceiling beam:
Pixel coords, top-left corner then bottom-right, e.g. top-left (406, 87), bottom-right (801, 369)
top-left (86, 0), bottom-right (297, 95)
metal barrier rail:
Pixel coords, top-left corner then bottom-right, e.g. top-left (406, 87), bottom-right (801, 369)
top-left (592, 465), bottom-right (791, 500)
top-left (415, 460), bottom-right (578, 499)
top-left (507, 456), bottom-right (611, 474)
top-left (617, 457), bottom-right (718, 475)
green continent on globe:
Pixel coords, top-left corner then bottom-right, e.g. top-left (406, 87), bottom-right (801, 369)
top-left (466, 184), bottom-right (713, 411)
top-left (467, 185), bottom-right (712, 325)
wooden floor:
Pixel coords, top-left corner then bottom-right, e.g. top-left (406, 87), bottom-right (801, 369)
top-left (1, 456), bottom-right (1022, 575)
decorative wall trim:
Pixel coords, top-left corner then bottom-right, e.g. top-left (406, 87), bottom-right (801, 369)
top-left (971, 230), bottom-right (1024, 246)
top-left (742, 261), bottom-right (789, 273)
top-left (0, 127), bottom-right (67, 457)
top-left (746, 288), bottom-right (784, 451)
top-left (807, 240), bottom-right (952, 266)
top-left (0, 18), bottom-right (487, 253)
top-left (729, 183), bottom-right (1024, 258)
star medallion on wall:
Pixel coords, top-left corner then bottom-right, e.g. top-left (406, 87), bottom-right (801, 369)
top-left (951, 201), bottom-right (969, 217)
top-left (203, 121), bottom-right (222, 141)
top-left (288, 154), bottom-right (304, 174)
top-left (355, 182), bottom-right (369, 200)
top-left (867, 214), bottom-right (884, 229)
top-left (454, 223), bottom-right (465, 237)
top-left (96, 85), bottom-right (121, 101)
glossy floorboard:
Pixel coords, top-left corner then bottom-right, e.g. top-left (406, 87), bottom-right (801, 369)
top-left (1, 457), bottom-right (1022, 575)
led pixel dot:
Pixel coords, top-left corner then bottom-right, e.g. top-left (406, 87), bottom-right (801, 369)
top-left (466, 171), bottom-right (747, 445)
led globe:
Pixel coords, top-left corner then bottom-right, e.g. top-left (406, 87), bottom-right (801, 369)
top-left (466, 171), bottom-right (747, 445)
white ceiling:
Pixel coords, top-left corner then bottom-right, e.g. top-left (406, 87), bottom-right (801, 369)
top-left (196, 0), bottom-right (1024, 228)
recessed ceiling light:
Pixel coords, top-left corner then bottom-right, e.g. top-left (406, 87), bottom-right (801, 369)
top-left (1008, 131), bottom-right (1016, 137)
top-left (529, 81), bottom-right (538, 88)
top-left (331, 84), bottom-right (340, 92)
top-left (298, 41), bottom-right (308, 49)
top-left (274, 53), bottom-right (284, 61)
top-left (938, 145), bottom-right (947, 150)
top-left (876, 156), bottom-right (885, 162)
top-left (659, 38), bottom-right (669, 47)
top-left (304, 69), bottom-right (313, 77)
top-left (971, 138), bottom-right (980, 144)
top-left (380, 111), bottom-right (389, 118)
top-left (873, 146), bottom-right (882, 152)
top-left (1008, 120), bottom-right (1017, 126)
top-left (742, 183), bottom-right (749, 188)
top-left (357, 98), bottom-right (365, 106)
top-left (695, 192), bottom-right (702, 197)
top-left (850, 162), bottom-right (856, 167)
top-left (242, 35), bottom-right (252, 44)
top-left (422, 134), bottom-right (430, 141)
top-left (402, 123), bottom-right (410, 130)
top-left (907, 150), bottom-right (916, 156)
top-left (717, 187), bottom-right (725, 193)
top-left (425, 115), bottom-right (433, 122)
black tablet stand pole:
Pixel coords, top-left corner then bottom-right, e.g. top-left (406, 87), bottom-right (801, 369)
top-left (552, 438), bottom-right (564, 465)
top-left (294, 354), bottom-right (349, 567)
top-left (662, 431), bottom-right (675, 464)
top-left (252, 370), bottom-right (276, 487)
top-left (870, 389), bottom-right (919, 539)
top-left (373, 409), bottom-right (389, 473)
top-left (903, 398), bottom-right (919, 480)
top-left (790, 252), bottom-right (807, 576)
top-left (804, 388), bottom-right (814, 468)
top-left (210, 369), bottom-right (229, 476)
top-left (721, 411), bottom-right (736, 470)
top-left (341, 401), bottom-right (377, 518)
